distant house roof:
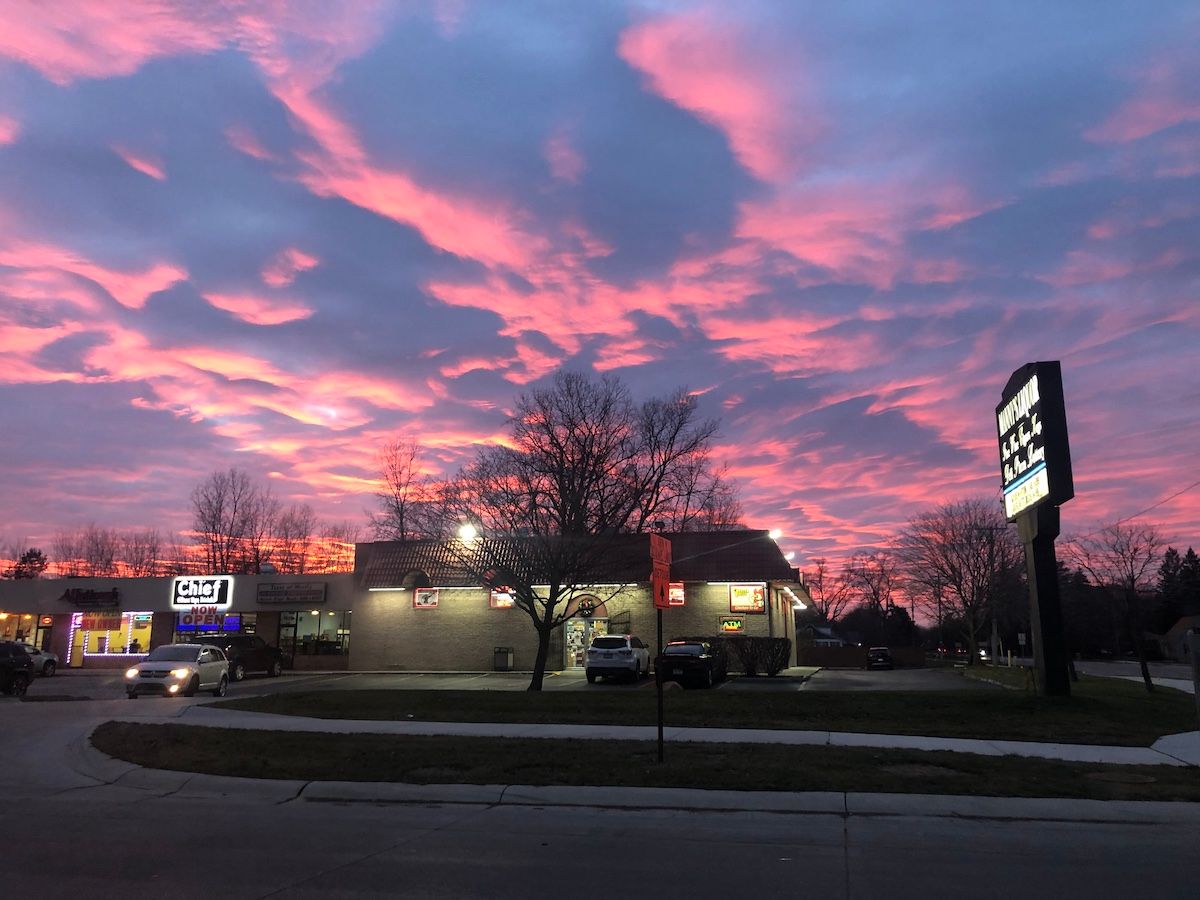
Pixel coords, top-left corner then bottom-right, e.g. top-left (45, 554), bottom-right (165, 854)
top-left (1166, 615), bottom-right (1200, 638)
top-left (355, 530), bottom-right (800, 590)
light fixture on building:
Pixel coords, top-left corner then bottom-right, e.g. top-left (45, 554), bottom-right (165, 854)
top-left (784, 551), bottom-right (795, 561)
top-left (458, 523), bottom-right (478, 542)
top-left (768, 528), bottom-right (783, 541)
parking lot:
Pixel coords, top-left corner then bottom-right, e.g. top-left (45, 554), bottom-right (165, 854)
top-left (14, 662), bottom-right (994, 702)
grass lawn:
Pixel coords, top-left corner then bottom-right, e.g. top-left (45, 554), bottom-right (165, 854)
top-left (210, 672), bottom-right (1196, 747)
top-left (91, 722), bottom-right (1200, 803)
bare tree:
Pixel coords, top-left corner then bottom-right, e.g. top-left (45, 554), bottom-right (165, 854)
top-left (843, 551), bottom-right (899, 615)
top-left (119, 528), bottom-right (162, 576)
top-left (804, 557), bottom-right (853, 622)
top-left (368, 437), bottom-right (438, 540)
top-left (190, 468), bottom-right (278, 574)
top-left (309, 520), bottom-right (361, 573)
top-left (1065, 523), bottom-right (1165, 692)
top-left (439, 371), bottom-right (736, 690)
top-left (275, 504), bottom-right (318, 574)
top-left (894, 498), bottom-right (1024, 665)
top-left (82, 524), bottom-right (120, 576)
top-left (52, 529), bottom-right (85, 577)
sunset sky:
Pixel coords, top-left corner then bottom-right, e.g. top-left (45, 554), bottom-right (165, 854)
top-left (1, 1), bottom-right (1198, 567)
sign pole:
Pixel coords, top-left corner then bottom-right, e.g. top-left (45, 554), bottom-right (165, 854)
top-left (656, 606), bottom-right (664, 763)
top-left (1017, 504), bottom-right (1070, 696)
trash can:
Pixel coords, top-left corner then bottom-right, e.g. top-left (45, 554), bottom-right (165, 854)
top-left (494, 647), bottom-right (514, 672)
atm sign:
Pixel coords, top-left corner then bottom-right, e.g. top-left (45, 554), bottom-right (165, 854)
top-left (719, 616), bottom-right (745, 634)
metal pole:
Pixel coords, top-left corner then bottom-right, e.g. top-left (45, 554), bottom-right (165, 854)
top-left (656, 606), bottom-right (664, 763)
top-left (1189, 629), bottom-right (1200, 728)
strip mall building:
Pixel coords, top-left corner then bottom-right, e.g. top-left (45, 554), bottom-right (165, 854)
top-left (0, 531), bottom-right (806, 672)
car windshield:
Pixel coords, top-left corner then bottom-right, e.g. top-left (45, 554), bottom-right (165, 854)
top-left (145, 646), bottom-right (200, 662)
top-left (664, 644), bottom-right (704, 656)
top-left (590, 637), bottom-right (627, 649)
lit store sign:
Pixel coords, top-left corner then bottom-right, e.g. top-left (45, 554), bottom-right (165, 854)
top-left (171, 576), bottom-right (234, 611)
top-left (996, 362), bottom-right (1073, 521)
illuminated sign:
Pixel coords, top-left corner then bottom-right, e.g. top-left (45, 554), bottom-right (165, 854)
top-left (996, 362), bottom-right (1073, 521)
top-left (718, 616), bottom-right (745, 634)
top-left (413, 588), bottom-right (439, 609)
top-left (668, 583), bottom-right (685, 606)
top-left (171, 576), bottom-right (234, 610)
top-left (81, 610), bottom-right (122, 631)
top-left (490, 587), bottom-right (516, 608)
top-left (729, 584), bottom-right (765, 613)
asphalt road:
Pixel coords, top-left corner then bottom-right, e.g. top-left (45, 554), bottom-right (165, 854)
top-left (3, 677), bottom-right (1198, 899)
top-left (3, 782), bottom-right (1197, 899)
top-left (801, 667), bottom-right (999, 692)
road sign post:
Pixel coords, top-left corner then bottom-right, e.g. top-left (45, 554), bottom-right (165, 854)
top-left (650, 534), bottom-right (671, 763)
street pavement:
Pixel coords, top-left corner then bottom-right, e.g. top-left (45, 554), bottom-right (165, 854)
top-left (4, 672), bottom-right (1200, 899)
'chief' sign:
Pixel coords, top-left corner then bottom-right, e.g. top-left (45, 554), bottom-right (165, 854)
top-left (996, 361), bottom-right (1073, 521)
top-left (171, 575), bottom-right (234, 610)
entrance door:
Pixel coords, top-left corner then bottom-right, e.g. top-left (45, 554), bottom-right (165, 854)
top-left (277, 611), bottom-right (298, 669)
top-left (564, 618), bottom-right (609, 668)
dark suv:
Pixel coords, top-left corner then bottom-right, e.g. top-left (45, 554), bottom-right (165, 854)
top-left (0, 641), bottom-right (35, 697)
top-left (191, 634), bottom-right (284, 681)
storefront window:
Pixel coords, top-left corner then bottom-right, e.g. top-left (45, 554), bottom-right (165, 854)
top-left (173, 612), bottom-right (257, 644)
top-left (0, 612), bottom-right (37, 642)
top-left (68, 612), bottom-right (154, 664)
top-left (291, 610), bottom-right (351, 655)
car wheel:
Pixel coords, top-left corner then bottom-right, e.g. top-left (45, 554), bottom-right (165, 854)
top-left (126, 690), bottom-right (138, 700)
top-left (182, 675), bottom-right (199, 697)
top-left (232, 662), bottom-right (246, 682)
top-left (702, 667), bottom-right (713, 689)
top-left (269, 660), bottom-right (282, 677)
top-left (631, 662), bottom-right (641, 683)
top-left (43, 660), bottom-right (56, 677)
top-left (10, 673), bottom-right (30, 698)
top-left (212, 675), bottom-right (228, 697)
top-left (586, 670), bottom-right (597, 684)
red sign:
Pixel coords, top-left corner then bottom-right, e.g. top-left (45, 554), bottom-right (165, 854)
top-left (178, 605), bottom-right (224, 627)
top-left (81, 611), bottom-right (123, 631)
top-left (650, 535), bottom-right (672, 610)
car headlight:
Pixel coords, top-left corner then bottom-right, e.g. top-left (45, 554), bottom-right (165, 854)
top-left (169, 668), bottom-right (191, 680)
top-left (125, 668), bottom-right (139, 679)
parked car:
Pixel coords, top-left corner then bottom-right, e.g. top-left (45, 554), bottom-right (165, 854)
top-left (585, 634), bottom-right (650, 682)
top-left (0, 640), bottom-right (35, 697)
top-left (189, 634), bottom-right (283, 681)
top-left (125, 644), bottom-right (229, 698)
top-left (659, 640), bottom-right (727, 688)
top-left (17, 642), bottom-right (59, 676)
top-left (866, 646), bottom-right (894, 669)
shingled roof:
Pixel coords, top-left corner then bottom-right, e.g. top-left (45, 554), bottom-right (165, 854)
top-left (355, 530), bottom-right (798, 590)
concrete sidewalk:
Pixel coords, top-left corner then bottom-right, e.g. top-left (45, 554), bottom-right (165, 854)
top-left (118, 703), bottom-right (1200, 767)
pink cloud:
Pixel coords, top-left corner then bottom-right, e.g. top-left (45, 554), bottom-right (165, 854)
top-left (202, 291), bottom-right (314, 326)
top-left (0, 115), bottom-right (18, 144)
top-left (0, 2), bottom-right (221, 84)
top-left (113, 144), bottom-right (166, 180)
top-left (225, 125), bottom-right (277, 162)
top-left (544, 125), bottom-right (585, 183)
top-left (0, 241), bottom-right (185, 309)
top-left (618, 9), bottom-right (821, 182)
top-left (261, 248), bottom-right (320, 287)
top-left (1087, 56), bottom-right (1200, 143)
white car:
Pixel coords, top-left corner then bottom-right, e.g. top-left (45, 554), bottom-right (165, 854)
top-left (18, 642), bottom-right (58, 676)
top-left (585, 634), bottom-right (650, 683)
top-left (125, 643), bottom-right (229, 698)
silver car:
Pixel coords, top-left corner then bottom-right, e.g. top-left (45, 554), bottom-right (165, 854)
top-left (125, 643), bottom-right (229, 698)
top-left (18, 642), bottom-right (58, 676)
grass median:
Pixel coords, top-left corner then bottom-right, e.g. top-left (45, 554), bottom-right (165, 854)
top-left (210, 673), bottom-right (1195, 746)
top-left (91, 721), bottom-right (1200, 802)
